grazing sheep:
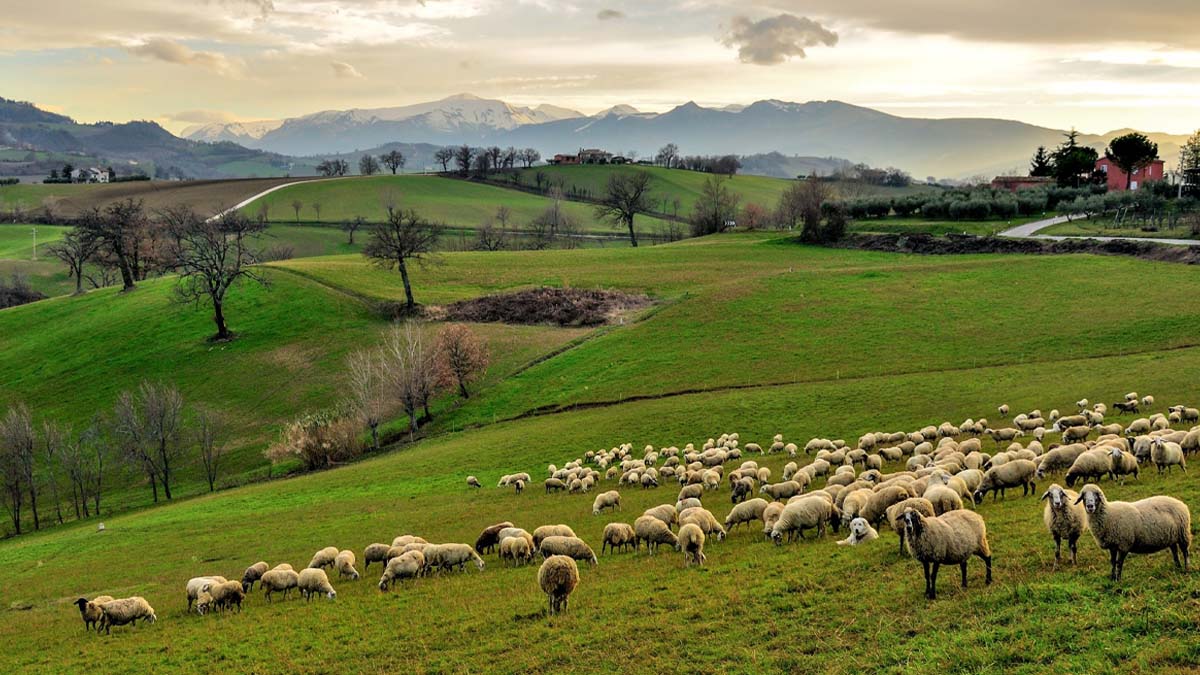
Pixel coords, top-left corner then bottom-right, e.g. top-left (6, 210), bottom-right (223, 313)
top-left (186, 576), bottom-right (226, 613)
top-left (466, 476), bottom-right (481, 489)
top-left (539, 555), bottom-right (579, 616)
top-left (725, 498), bottom-right (769, 531)
top-left (901, 510), bottom-right (993, 600)
top-left (837, 517), bottom-right (879, 546)
top-left (1114, 400), bottom-right (1139, 414)
top-left (74, 595), bottom-right (114, 631)
top-left (209, 580), bottom-right (246, 613)
top-left (1075, 484), bottom-right (1192, 581)
top-left (1151, 438), bottom-right (1187, 474)
top-left (678, 483), bottom-right (704, 501)
top-left (533, 525), bottom-right (577, 548)
top-left (730, 477), bottom-right (755, 504)
top-left (1036, 443), bottom-right (1088, 479)
top-left (1041, 484), bottom-right (1086, 566)
top-left (391, 535), bottom-right (427, 548)
top-left (1107, 448), bottom-right (1140, 484)
top-left (334, 550), bottom-right (360, 581)
top-left (1061, 426), bottom-right (1091, 444)
top-left (364, 543), bottom-right (391, 570)
top-left (240, 562), bottom-right (268, 593)
top-left (858, 485), bottom-right (913, 526)
top-left (886, 498), bottom-right (936, 555)
top-left (675, 497), bottom-right (702, 513)
top-left (424, 543), bottom-right (486, 573)
top-left (499, 535), bottom-right (534, 566)
top-left (678, 523), bottom-right (706, 567)
top-left (678, 507), bottom-right (727, 541)
top-left (544, 478), bottom-right (567, 493)
top-left (1065, 450), bottom-right (1112, 488)
top-left (261, 569), bottom-right (299, 602)
top-left (998, 404), bottom-right (1010, 418)
top-left (308, 546), bottom-right (339, 569)
top-left (771, 496), bottom-right (841, 544)
top-left (973, 460), bottom-right (1037, 503)
top-left (634, 515), bottom-right (679, 553)
top-left (641, 505), bottom-right (677, 529)
top-left (592, 490), bottom-right (621, 515)
top-left (539, 536), bottom-right (598, 566)
top-left (760, 480), bottom-right (803, 502)
top-left (923, 485), bottom-right (964, 515)
top-left (475, 521), bottom-right (516, 555)
top-left (602, 522), bottom-right (637, 554)
top-left (379, 550), bottom-right (425, 590)
top-left (97, 597), bottom-right (157, 634)
top-left (297, 568), bottom-right (337, 601)
top-left (762, 501), bottom-right (787, 538)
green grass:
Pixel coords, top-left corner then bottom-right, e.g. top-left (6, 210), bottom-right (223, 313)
top-left (1039, 218), bottom-right (1200, 240)
top-left (240, 174), bottom-right (673, 236)
top-left (0, 224), bottom-right (67, 259)
top-left (0, 224), bottom-right (73, 296)
top-left (848, 215), bottom-right (1045, 237)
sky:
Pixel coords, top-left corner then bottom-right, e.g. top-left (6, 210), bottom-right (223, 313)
top-left (2, 0), bottom-right (1198, 136)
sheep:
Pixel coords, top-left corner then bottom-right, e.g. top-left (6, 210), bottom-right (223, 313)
top-left (539, 535), bottom-right (598, 566)
top-left (1075, 484), bottom-right (1192, 581)
top-left (858, 485), bottom-right (913, 526)
top-left (678, 483), bottom-right (705, 502)
top-left (391, 534), bottom-right (427, 548)
top-left (363, 543), bottom-right (391, 570)
top-left (1035, 443), bottom-right (1088, 478)
top-left (998, 404), bottom-right (1010, 418)
top-left (1125, 391), bottom-right (1139, 402)
top-left (209, 580), bottom-right (246, 613)
top-left (539, 555), bottom-right (579, 616)
top-left (923, 485), bottom-right (964, 515)
top-left (1065, 450), bottom-right (1112, 488)
top-left (634, 515), bottom-right (678, 553)
top-left (837, 517), bottom-right (879, 546)
top-left (602, 522), bottom-right (637, 554)
top-left (762, 501), bottom-right (786, 539)
top-left (424, 543), bottom-right (486, 573)
top-left (1151, 438), bottom-right (1187, 474)
top-left (886, 498), bottom-right (936, 555)
top-left (641, 505), bottom-right (677, 529)
top-left (297, 568), bottom-right (337, 601)
top-left (678, 523), bottom-right (706, 567)
top-left (499, 535), bottom-right (534, 566)
top-left (260, 568), bottom-right (299, 602)
top-left (760, 480), bottom-right (803, 502)
top-left (308, 546), bottom-right (339, 569)
top-left (677, 507), bottom-right (727, 541)
top-left (532, 524), bottom-right (577, 548)
top-left (1040, 484), bottom-right (1086, 566)
top-left (475, 521), bottom-right (516, 555)
top-left (1114, 400), bottom-right (1139, 414)
top-left (466, 476), bottom-right (481, 489)
top-left (592, 490), bottom-right (621, 515)
top-left (544, 478), bottom-right (567, 493)
top-left (1107, 447), bottom-right (1140, 484)
top-left (901, 509), bottom-right (993, 600)
top-left (498, 472), bottom-right (532, 487)
top-left (379, 550), bottom-right (425, 590)
top-left (97, 597), bottom-right (157, 634)
top-left (334, 550), bottom-right (360, 581)
top-left (240, 562), bottom-right (268, 593)
top-left (675, 497), bottom-right (702, 513)
top-left (725, 498), bottom-right (768, 531)
top-left (1061, 426), bottom-right (1091, 444)
top-left (973, 459), bottom-right (1037, 503)
top-left (770, 496), bottom-right (841, 544)
top-left (186, 576), bottom-right (226, 613)
top-left (731, 477), bottom-right (755, 504)
top-left (74, 595), bottom-right (114, 631)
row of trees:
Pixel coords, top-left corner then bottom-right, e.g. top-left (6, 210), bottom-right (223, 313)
top-left (1029, 130), bottom-right (1160, 189)
top-left (0, 383), bottom-right (229, 535)
top-left (432, 146), bottom-right (542, 176)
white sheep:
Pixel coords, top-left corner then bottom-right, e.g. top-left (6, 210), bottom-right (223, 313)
top-left (677, 523), bottom-right (706, 567)
top-left (334, 550), bottom-right (360, 580)
top-left (98, 597), bottom-right (157, 634)
top-left (307, 546), bottom-right (339, 569)
top-left (592, 490), bottom-right (621, 515)
top-left (379, 550), bottom-right (425, 590)
top-left (538, 555), bottom-right (579, 615)
top-left (1041, 484), bottom-right (1087, 566)
top-left (901, 509), bottom-right (993, 600)
top-left (297, 567), bottom-right (337, 601)
top-left (1076, 483), bottom-right (1192, 581)
top-left (1150, 438), bottom-right (1187, 474)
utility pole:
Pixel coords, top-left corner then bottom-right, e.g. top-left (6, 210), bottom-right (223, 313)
top-left (31, 226), bottom-right (37, 261)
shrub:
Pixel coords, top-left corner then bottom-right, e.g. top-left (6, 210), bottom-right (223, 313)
top-left (866, 198), bottom-right (892, 218)
top-left (921, 200), bottom-right (948, 219)
top-left (992, 198), bottom-right (1018, 219)
top-left (265, 410), bottom-right (362, 471)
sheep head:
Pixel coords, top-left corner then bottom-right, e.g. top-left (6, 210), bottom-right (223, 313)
top-left (1040, 484), bottom-right (1068, 508)
top-left (1074, 484), bottom-right (1105, 514)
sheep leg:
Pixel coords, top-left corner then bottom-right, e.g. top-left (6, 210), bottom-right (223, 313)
top-left (983, 555), bottom-right (992, 584)
top-left (1069, 535), bottom-right (1078, 565)
top-left (1116, 551), bottom-right (1128, 581)
top-left (1053, 535), bottom-right (1062, 566)
top-left (1170, 545), bottom-right (1181, 570)
top-left (929, 562), bottom-right (941, 599)
top-left (960, 562), bottom-right (969, 588)
top-left (922, 561), bottom-right (932, 599)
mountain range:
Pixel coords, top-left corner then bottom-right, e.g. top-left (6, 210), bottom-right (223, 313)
top-left (183, 94), bottom-right (1190, 178)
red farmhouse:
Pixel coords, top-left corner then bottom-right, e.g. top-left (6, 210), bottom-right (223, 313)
top-left (1096, 157), bottom-right (1164, 192)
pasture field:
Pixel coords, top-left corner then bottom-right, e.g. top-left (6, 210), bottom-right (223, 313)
top-left (0, 224), bottom-right (73, 296)
top-left (238, 174), bottom-right (673, 235)
top-left (2, 231), bottom-right (1200, 673)
top-left (847, 215), bottom-right (1044, 237)
top-left (1039, 219), bottom-right (1200, 240)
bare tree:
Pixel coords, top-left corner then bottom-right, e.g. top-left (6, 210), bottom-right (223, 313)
top-left (291, 200), bottom-right (303, 224)
top-left (381, 322), bottom-right (437, 439)
top-left (76, 199), bottom-right (148, 291)
top-left (113, 381), bottom-right (185, 501)
top-left (40, 421), bottom-right (66, 525)
top-left (520, 148), bottom-right (541, 168)
top-left (656, 143), bottom-right (679, 168)
top-left (61, 421), bottom-right (102, 519)
top-left (346, 349), bottom-right (388, 450)
top-left (362, 208), bottom-right (443, 312)
top-left (195, 408), bottom-right (226, 492)
top-left (0, 404), bottom-right (35, 533)
top-left (494, 205), bottom-right (512, 230)
top-left (359, 154), bottom-right (381, 176)
top-left (475, 219), bottom-right (509, 251)
top-left (341, 215), bottom-right (366, 245)
top-left (379, 150), bottom-right (406, 175)
top-left (486, 146), bottom-right (503, 171)
top-left (434, 147), bottom-right (455, 172)
top-left (435, 324), bottom-right (490, 399)
top-left (454, 145), bottom-right (474, 176)
top-left (311, 202), bottom-right (323, 222)
top-left (472, 152), bottom-right (492, 178)
top-left (162, 206), bottom-right (268, 341)
top-left (47, 229), bottom-right (99, 295)
top-left (594, 171), bottom-right (654, 247)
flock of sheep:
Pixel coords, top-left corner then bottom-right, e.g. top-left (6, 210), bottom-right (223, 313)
top-left (73, 391), bottom-right (1196, 630)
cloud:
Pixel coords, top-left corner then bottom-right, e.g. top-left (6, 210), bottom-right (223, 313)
top-left (164, 109), bottom-right (242, 124)
top-left (331, 60), bottom-right (364, 79)
top-left (597, 8), bottom-right (624, 20)
top-left (125, 38), bottom-right (242, 76)
top-left (721, 14), bottom-right (837, 65)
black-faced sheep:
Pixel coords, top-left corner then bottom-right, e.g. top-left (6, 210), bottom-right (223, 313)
top-left (678, 523), bottom-right (706, 567)
top-left (1076, 484), bottom-right (1191, 581)
top-left (1041, 484), bottom-right (1086, 566)
top-left (539, 555), bottom-right (579, 616)
top-left (74, 595), bottom-right (114, 631)
top-left (886, 498), bottom-right (935, 555)
top-left (901, 509), bottom-right (992, 600)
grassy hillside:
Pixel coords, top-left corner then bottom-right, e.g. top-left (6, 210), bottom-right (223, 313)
top-left (3, 231), bottom-right (1200, 672)
top-left (0, 224), bottom-right (72, 295)
top-left (239, 174), bottom-right (673, 236)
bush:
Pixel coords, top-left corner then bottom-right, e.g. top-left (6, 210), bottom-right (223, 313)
top-left (846, 200), bottom-right (870, 219)
top-left (1017, 193), bottom-right (1048, 215)
top-left (992, 198), bottom-right (1018, 219)
top-left (265, 410), bottom-right (362, 471)
top-left (866, 198), bottom-right (892, 218)
top-left (0, 274), bottom-right (46, 309)
top-left (921, 200), bottom-right (948, 219)
top-left (0, 178), bottom-right (18, 187)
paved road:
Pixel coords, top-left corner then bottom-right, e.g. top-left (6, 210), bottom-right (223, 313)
top-left (205, 177), bottom-right (347, 222)
top-left (998, 215), bottom-right (1200, 247)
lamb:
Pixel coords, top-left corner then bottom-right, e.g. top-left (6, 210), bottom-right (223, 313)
top-left (886, 498), bottom-right (936, 555)
top-left (475, 521), bottom-right (516, 555)
top-left (901, 509), bottom-right (993, 600)
top-left (1107, 447), bottom-right (1140, 484)
top-left (97, 597), bottom-right (157, 634)
top-left (209, 580), bottom-right (246, 613)
top-left (364, 543), bottom-right (391, 570)
top-left (634, 515), bottom-right (679, 553)
top-left (74, 595), bottom-right (114, 631)
top-left (678, 523), bottom-right (706, 567)
top-left (1065, 450), bottom-right (1112, 488)
top-left (297, 568), bottom-right (337, 601)
top-left (424, 543), bottom-right (486, 573)
top-left (538, 555), bottom-right (579, 616)
top-left (308, 546), bottom-right (339, 569)
top-left (499, 535), bottom-right (534, 566)
top-left (973, 459), bottom-right (1037, 503)
top-left (241, 562), bottom-right (268, 592)
top-left (770, 496), bottom-right (841, 543)
top-left (186, 576), bottom-right (226, 613)
top-left (379, 550), bottom-right (425, 590)
top-left (261, 568), bottom-right (300, 601)
top-left (760, 480), bottom-right (803, 501)
top-left (1040, 484), bottom-right (1086, 566)
top-left (602, 522), bottom-right (637, 554)
top-left (514, 479), bottom-right (526, 494)
top-left (466, 476), bottom-right (481, 489)
top-left (837, 517), bottom-right (879, 546)
top-left (334, 550), bottom-right (360, 580)
top-left (1075, 484), bottom-right (1192, 581)
top-left (1151, 438), bottom-right (1187, 474)
top-left (539, 535), bottom-right (599, 566)
top-left (592, 490), bottom-right (621, 515)
top-left (725, 498), bottom-right (769, 531)
top-left (533, 524), bottom-right (577, 548)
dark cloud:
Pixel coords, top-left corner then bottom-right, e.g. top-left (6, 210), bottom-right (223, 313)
top-left (597, 8), bottom-right (625, 20)
top-left (721, 14), bottom-right (838, 65)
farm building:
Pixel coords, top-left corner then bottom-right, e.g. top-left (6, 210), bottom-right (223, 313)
top-left (990, 176), bottom-right (1054, 192)
top-left (1095, 156), bottom-right (1164, 191)
top-left (548, 149), bottom-right (614, 165)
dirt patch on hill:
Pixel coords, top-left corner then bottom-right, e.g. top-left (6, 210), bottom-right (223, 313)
top-left (834, 233), bottom-right (1200, 265)
top-left (431, 287), bottom-right (652, 327)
